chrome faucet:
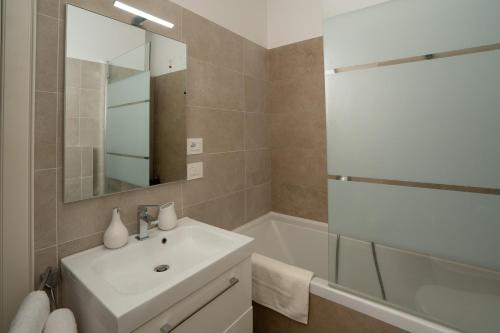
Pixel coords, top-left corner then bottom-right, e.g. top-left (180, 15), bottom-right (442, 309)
top-left (136, 205), bottom-right (159, 240)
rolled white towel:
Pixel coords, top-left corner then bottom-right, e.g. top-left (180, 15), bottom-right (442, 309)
top-left (9, 291), bottom-right (50, 333)
top-left (43, 309), bottom-right (77, 333)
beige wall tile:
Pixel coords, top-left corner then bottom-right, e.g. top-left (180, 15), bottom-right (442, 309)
top-left (81, 147), bottom-right (93, 177)
top-left (81, 61), bottom-right (105, 90)
top-left (246, 149), bottom-right (271, 187)
top-left (64, 117), bottom-right (79, 147)
top-left (64, 177), bottom-right (82, 203)
top-left (58, 19), bottom-right (66, 93)
top-left (186, 107), bottom-right (244, 153)
top-left (270, 70), bottom-right (325, 114)
top-left (38, 0), bottom-right (59, 18)
top-left (57, 93), bottom-right (64, 168)
top-left (65, 86), bottom-right (79, 118)
top-left (35, 92), bottom-right (58, 170)
top-left (269, 38), bottom-right (328, 225)
top-left (245, 113), bottom-right (270, 150)
top-left (272, 147), bottom-right (326, 189)
top-left (79, 88), bottom-right (103, 119)
top-left (82, 177), bottom-right (94, 199)
top-left (117, 183), bottom-right (182, 226)
top-left (183, 152), bottom-right (245, 206)
top-left (245, 76), bottom-right (269, 113)
top-left (244, 39), bottom-right (269, 80)
top-left (79, 118), bottom-right (100, 147)
top-left (58, 233), bottom-right (103, 259)
top-left (187, 58), bottom-right (245, 111)
top-left (271, 111), bottom-right (326, 150)
top-left (64, 147), bottom-right (81, 179)
top-left (65, 58), bottom-right (81, 89)
top-left (270, 37), bottom-right (324, 82)
top-left (272, 182), bottom-right (327, 222)
top-left (184, 191), bottom-right (245, 230)
top-left (58, 174), bottom-right (120, 242)
top-left (34, 169), bottom-right (57, 250)
top-left (182, 10), bottom-right (243, 73)
top-left (246, 183), bottom-right (271, 222)
top-left (34, 247), bottom-right (58, 288)
top-left (36, 14), bottom-right (59, 92)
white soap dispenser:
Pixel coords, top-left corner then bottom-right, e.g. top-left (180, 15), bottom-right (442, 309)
top-left (103, 207), bottom-right (129, 249)
top-left (158, 202), bottom-right (178, 230)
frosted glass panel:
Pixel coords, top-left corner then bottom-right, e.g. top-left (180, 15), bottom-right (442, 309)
top-left (324, 0), bottom-right (500, 70)
top-left (328, 180), bottom-right (500, 270)
top-left (106, 102), bottom-right (150, 157)
top-left (107, 71), bottom-right (150, 107)
top-left (326, 51), bottom-right (500, 188)
top-left (105, 154), bottom-right (149, 187)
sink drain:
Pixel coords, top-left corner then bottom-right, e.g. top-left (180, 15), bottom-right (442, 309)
top-left (154, 264), bottom-right (170, 273)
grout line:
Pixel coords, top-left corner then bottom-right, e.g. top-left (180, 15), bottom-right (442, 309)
top-left (188, 55), bottom-right (244, 76)
top-left (180, 182), bottom-right (184, 217)
top-left (57, 230), bottom-right (104, 248)
top-left (34, 245), bottom-right (58, 255)
top-left (183, 189), bottom-right (246, 211)
top-left (34, 167), bottom-right (57, 173)
top-left (54, 11), bottom-right (61, 264)
top-left (34, 90), bottom-right (58, 94)
top-left (37, 12), bottom-right (59, 21)
top-left (186, 104), bottom-right (245, 113)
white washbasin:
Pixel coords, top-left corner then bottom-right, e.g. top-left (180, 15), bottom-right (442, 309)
top-left (61, 217), bottom-right (254, 332)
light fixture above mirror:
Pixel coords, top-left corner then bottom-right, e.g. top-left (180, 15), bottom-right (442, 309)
top-left (113, 0), bottom-right (175, 29)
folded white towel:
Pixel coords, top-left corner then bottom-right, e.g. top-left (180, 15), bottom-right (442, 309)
top-left (43, 309), bottom-right (77, 333)
top-left (9, 291), bottom-right (50, 333)
top-left (251, 253), bottom-right (314, 324)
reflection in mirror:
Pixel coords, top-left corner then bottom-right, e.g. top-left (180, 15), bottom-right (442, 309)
top-left (64, 5), bottom-right (187, 203)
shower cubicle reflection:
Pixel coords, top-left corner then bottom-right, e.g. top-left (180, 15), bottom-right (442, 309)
top-left (324, 1), bottom-right (500, 332)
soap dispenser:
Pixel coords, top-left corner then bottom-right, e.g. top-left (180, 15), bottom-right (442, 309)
top-left (158, 202), bottom-right (178, 230)
top-left (103, 207), bottom-right (129, 249)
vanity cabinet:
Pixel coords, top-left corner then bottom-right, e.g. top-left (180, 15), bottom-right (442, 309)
top-left (133, 259), bottom-right (252, 333)
top-left (61, 218), bottom-right (254, 333)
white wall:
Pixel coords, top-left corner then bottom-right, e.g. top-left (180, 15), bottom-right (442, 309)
top-left (148, 33), bottom-right (187, 76)
top-left (66, 5), bottom-right (146, 67)
top-left (267, 0), bottom-right (323, 49)
top-left (323, 0), bottom-right (390, 19)
top-left (170, 0), bottom-right (268, 47)
top-left (267, 0), bottom-right (391, 49)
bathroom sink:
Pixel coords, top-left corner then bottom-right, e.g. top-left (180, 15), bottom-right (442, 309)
top-left (61, 218), bottom-right (254, 332)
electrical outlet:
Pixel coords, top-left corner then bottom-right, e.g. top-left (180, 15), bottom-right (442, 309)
top-left (187, 162), bottom-right (203, 180)
top-left (187, 138), bottom-right (203, 155)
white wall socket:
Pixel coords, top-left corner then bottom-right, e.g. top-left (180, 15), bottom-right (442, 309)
top-left (187, 138), bottom-right (203, 155)
top-left (187, 162), bottom-right (203, 180)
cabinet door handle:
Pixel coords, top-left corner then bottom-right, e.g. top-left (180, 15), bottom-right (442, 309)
top-left (160, 277), bottom-right (239, 333)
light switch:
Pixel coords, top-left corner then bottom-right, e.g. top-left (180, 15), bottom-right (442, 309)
top-left (187, 162), bottom-right (203, 180)
top-left (187, 138), bottom-right (203, 155)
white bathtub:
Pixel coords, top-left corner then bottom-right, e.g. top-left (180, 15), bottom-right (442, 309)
top-left (235, 212), bottom-right (464, 333)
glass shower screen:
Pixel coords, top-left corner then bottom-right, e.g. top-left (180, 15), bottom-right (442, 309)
top-left (324, 1), bottom-right (500, 332)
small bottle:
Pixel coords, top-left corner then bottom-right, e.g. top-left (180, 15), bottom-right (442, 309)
top-left (103, 207), bottom-right (129, 249)
top-left (158, 202), bottom-right (178, 231)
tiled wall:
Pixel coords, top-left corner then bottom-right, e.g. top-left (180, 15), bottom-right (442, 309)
top-left (152, 70), bottom-right (187, 183)
top-left (64, 58), bottom-right (106, 201)
top-left (253, 297), bottom-right (408, 333)
top-left (34, 0), bottom-right (271, 285)
top-left (269, 37), bottom-right (328, 222)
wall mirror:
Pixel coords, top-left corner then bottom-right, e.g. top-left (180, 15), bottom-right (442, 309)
top-left (64, 5), bottom-right (187, 203)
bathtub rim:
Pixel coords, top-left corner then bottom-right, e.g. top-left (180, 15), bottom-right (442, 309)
top-left (235, 212), bottom-right (461, 333)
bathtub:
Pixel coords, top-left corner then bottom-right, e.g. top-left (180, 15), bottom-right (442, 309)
top-left (235, 212), bottom-right (462, 333)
